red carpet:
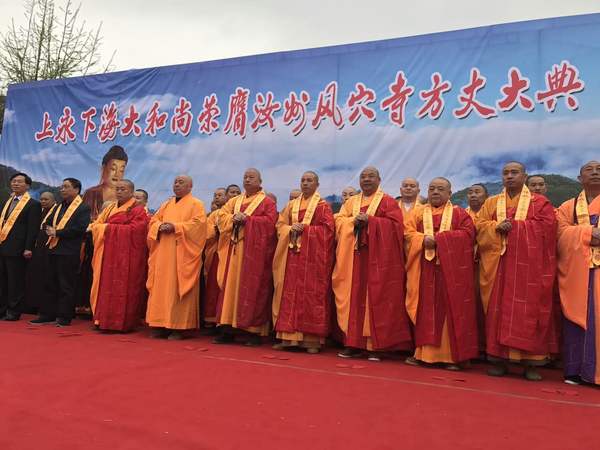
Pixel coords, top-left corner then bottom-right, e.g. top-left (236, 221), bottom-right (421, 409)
top-left (1, 317), bottom-right (599, 450)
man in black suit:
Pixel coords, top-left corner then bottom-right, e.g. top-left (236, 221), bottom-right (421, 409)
top-left (0, 172), bottom-right (41, 321)
top-left (30, 178), bottom-right (91, 326)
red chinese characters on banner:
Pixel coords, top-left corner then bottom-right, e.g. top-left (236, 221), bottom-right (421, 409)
top-left (380, 71), bottom-right (414, 127)
top-left (223, 87), bottom-right (250, 138)
top-left (312, 81), bottom-right (344, 129)
top-left (197, 94), bottom-right (221, 135)
top-left (453, 68), bottom-right (497, 119)
top-left (497, 67), bottom-right (534, 112)
top-left (283, 91), bottom-right (310, 135)
top-left (80, 107), bottom-right (97, 143)
top-left (121, 105), bottom-right (142, 137)
top-left (416, 72), bottom-right (452, 120)
top-left (34, 112), bottom-right (54, 141)
top-left (347, 83), bottom-right (376, 125)
top-left (170, 97), bottom-right (194, 136)
top-left (144, 101), bottom-right (168, 137)
top-left (54, 107), bottom-right (76, 144)
top-left (98, 102), bottom-right (121, 142)
top-left (251, 92), bottom-right (282, 132)
top-left (535, 60), bottom-right (585, 112)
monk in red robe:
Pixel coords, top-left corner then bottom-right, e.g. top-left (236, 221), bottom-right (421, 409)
top-left (476, 162), bottom-right (557, 380)
top-left (333, 166), bottom-right (412, 361)
top-left (405, 177), bottom-right (479, 370)
top-left (213, 169), bottom-right (278, 345)
top-left (203, 187), bottom-right (227, 330)
top-left (90, 180), bottom-right (150, 332)
top-left (272, 171), bottom-right (335, 353)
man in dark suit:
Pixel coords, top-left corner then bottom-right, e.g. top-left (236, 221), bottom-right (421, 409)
top-left (30, 178), bottom-right (91, 326)
top-left (0, 172), bottom-right (41, 321)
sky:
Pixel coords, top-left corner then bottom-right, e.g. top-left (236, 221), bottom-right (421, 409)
top-left (1, 0), bottom-right (600, 73)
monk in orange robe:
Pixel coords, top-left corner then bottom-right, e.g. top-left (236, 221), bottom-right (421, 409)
top-left (89, 180), bottom-right (149, 332)
top-left (146, 175), bottom-right (207, 340)
top-left (405, 178), bottom-right (479, 370)
top-left (476, 162), bottom-right (556, 380)
top-left (272, 171), bottom-right (335, 353)
top-left (397, 177), bottom-right (424, 219)
top-left (466, 184), bottom-right (488, 220)
top-left (203, 187), bottom-right (227, 329)
top-left (213, 169), bottom-right (278, 346)
top-left (333, 166), bottom-right (412, 361)
top-left (557, 161), bottom-right (600, 385)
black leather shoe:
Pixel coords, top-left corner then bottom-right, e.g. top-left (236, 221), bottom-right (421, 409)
top-left (56, 318), bottom-right (72, 327)
top-left (29, 317), bottom-right (56, 325)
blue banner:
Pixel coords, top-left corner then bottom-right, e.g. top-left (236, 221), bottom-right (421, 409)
top-left (1, 13), bottom-right (598, 209)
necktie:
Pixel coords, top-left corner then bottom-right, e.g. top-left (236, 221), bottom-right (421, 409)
top-left (3, 197), bottom-right (19, 225)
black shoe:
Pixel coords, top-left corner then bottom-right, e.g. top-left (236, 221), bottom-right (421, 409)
top-left (167, 331), bottom-right (185, 340)
top-left (212, 332), bottom-right (235, 344)
top-left (337, 347), bottom-right (362, 359)
top-left (56, 318), bottom-right (72, 327)
top-left (245, 335), bottom-right (262, 347)
top-left (29, 316), bottom-right (56, 325)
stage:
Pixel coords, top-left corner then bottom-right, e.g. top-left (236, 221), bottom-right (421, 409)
top-left (1, 317), bottom-right (599, 450)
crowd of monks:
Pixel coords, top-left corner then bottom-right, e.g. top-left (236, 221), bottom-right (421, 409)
top-left (1, 154), bottom-right (600, 387)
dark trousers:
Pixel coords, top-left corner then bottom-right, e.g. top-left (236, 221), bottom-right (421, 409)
top-left (0, 255), bottom-right (26, 318)
top-left (39, 254), bottom-right (80, 321)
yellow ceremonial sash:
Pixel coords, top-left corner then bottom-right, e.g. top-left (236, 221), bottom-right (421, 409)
top-left (422, 201), bottom-right (453, 262)
top-left (47, 196), bottom-right (83, 249)
top-left (0, 192), bottom-right (31, 243)
top-left (289, 192), bottom-right (321, 251)
top-left (496, 185), bottom-right (531, 255)
top-left (231, 191), bottom-right (266, 244)
top-left (575, 190), bottom-right (600, 268)
top-left (352, 189), bottom-right (384, 250)
top-left (41, 204), bottom-right (57, 230)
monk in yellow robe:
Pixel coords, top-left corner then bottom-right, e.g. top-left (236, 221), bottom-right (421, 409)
top-left (405, 178), bottom-right (479, 370)
top-left (397, 177), bottom-right (424, 219)
top-left (146, 175), bottom-right (207, 340)
top-left (476, 162), bottom-right (557, 380)
top-left (203, 187), bottom-right (227, 329)
top-left (214, 168), bottom-right (278, 346)
top-left (557, 161), bottom-right (600, 385)
top-left (89, 180), bottom-right (149, 332)
top-left (272, 171), bottom-right (335, 353)
top-left (333, 166), bottom-right (412, 361)
top-left (466, 183), bottom-right (488, 220)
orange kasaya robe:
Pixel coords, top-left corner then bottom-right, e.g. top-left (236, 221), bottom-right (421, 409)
top-left (333, 191), bottom-right (412, 351)
top-left (272, 194), bottom-right (335, 346)
top-left (215, 191), bottom-right (278, 336)
top-left (557, 193), bottom-right (600, 384)
top-left (145, 193), bottom-right (207, 330)
top-left (476, 190), bottom-right (557, 363)
top-left (405, 204), bottom-right (479, 364)
top-left (203, 210), bottom-right (220, 323)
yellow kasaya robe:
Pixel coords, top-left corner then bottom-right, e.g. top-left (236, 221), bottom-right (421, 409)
top-left (146, 193), bottom-right (207, 330)
top-left (216, 192), bottom-right (278, 336)
top-left (89, 197), bottom-right (138, 314)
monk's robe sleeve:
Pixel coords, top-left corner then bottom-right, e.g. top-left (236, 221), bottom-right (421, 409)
top-left (332, 199), bottom-right (356, 324)
top-left (475, 197), bottom-right (501, 254)
top-left (557, 200), bottom-right (592, 328)
top-left (404, 209), bottom-right (424, 324)
top-left (147, 201), bottom-right (167, 242)
top-left (206, 212), bottom-right (218, 241)
top-left (216, 198), bottom-right (235, 235)
top-left (272, 202), bottom-right (293, 324)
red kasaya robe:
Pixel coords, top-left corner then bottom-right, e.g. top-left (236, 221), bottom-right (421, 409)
top-left (94, 204), bottom-right (150, 331)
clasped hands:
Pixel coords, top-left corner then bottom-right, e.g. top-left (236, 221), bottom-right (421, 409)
top-left (290, 223), bottom-right (304, 235)
top-left (495, 219), bottom-right (512, 235)
top-left (354, 213), bottom-right (369, 228)
top-left (158, 222), bottom-right (175, 234)
top-left (423, 235), bottom-right (436, 250)
top-left (232, 212), bottom-right (247, 225)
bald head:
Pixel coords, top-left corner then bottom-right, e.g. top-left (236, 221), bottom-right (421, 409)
top-left (579, 160), bottom-right (600, 191)
top-left (39, 191), bottom-right (56, 210)
top-left (173, 175), bottom-right (193, 198)
top-left (400, 177), bottom-right (420, 202)
top-left (359, 166), bottom-right (381, 196)
top-left (116, 179), bottom-right (135, 205)
top-left (341, 186), bottom-right (357, 203)
top-left (243, 168), bottom-right (262, 194)
top-left (428, 177), bottom-right (452, 207)
top-left (502, 161), bottom-right (527, 193)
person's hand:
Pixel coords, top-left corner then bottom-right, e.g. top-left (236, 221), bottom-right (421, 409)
top-left (45, 226), bottom-right (56, 237)
top-left (423, 235), bottom-right (436, 250)
top-left (23, 250), bottom-right (32, 259)
top-left (233, 212), bottom-right (247, 224)
top-left (495, 220), bottom-right (512, 235)
top-left (354, 213), bottom-right (369, 227)
top-left (159, 223), bottom-right (175, 234)
top-left (291, 223), bottom-right (304, 234)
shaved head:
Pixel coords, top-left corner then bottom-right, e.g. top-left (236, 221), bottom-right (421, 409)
top-left (361, 166), bottom-right (380, 178)
top-left (402, 177), bottom-right (419, 187)
top-left (400, 177), bottom-right (420, 202)
top-left (431, 177), bottom-right (451, 189)
top-left (243, 168), bottom-right (262, 194)
top-left (581, 160), bottom-right (600, 175)
top-left (503, 161), bottom-right (526, 173)
top-left (173, 174), bottom-right (193, 198)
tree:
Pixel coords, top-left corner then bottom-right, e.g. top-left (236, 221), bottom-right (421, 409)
top-left (0, 0), bottom-right (114, 89)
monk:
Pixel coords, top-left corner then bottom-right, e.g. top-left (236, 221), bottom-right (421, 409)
top-left (214, 168), bottom-right (278, 345)
top-left (225, 184), bottom-right (242, 200)
top-left (203, 187), bottom-right (228, 329)
top-left (341, 186), bottom-right (358, 204)
top-left (272, 171), bottom-right (335, 353)
top-left (476, 162), bottom-right (557, 380)
top-left (466, 184), bottom-right (488, 219)
top-left (134, 189), bottom-right (149, 210)
top-left (333, 166), bottom-right (412, 361)
top-left (527, 175), bottom-right (548, 196)
top-left (557, 161), bottom-right (600, 385)
top-left (146, 175), bottom-right (207, 340)
top-left (89, 180), bottom-right (150, 332)
top-left (398, 177), bottom-right (424, 218)
top-left (289, 189), bottom-right (302, 201)
top-left (404, 178), bottom-right (479, 370)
